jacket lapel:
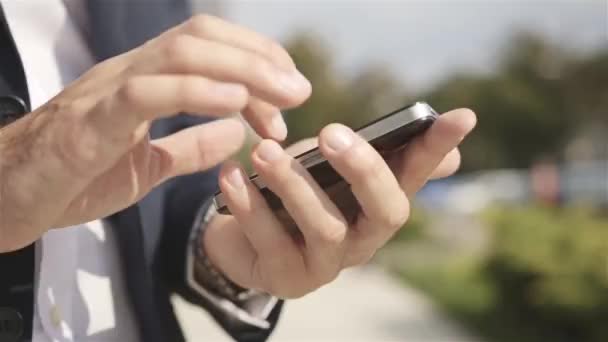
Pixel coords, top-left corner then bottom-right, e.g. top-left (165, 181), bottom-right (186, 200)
top-left (85, 0), bottom-right (191, 263)
top-left (0, 4), bottom-right (29, 104)
top-left (0, 4), bottom-right (35, 340)
top-left (85, 0), bottom-right (190, 61)
top-left (105, 206), bottom-right (166, 341)
top-left (86, 2), bottom-right (191, 341)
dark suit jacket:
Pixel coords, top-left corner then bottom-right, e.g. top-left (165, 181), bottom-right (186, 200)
top-left (0, 1), bottom-right (282, 341)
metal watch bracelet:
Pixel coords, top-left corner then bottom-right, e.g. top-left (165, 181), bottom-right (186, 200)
top-left (190, 200), bottom-right (256, 302)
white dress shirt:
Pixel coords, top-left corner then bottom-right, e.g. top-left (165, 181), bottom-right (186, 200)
top-left (2, 1), bottom-right (140, 341)
top-left (3, 1), bottom-right (281, 340)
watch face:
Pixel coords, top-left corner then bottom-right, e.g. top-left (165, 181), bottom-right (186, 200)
top-left (214, 102), bottom-right (438, 214)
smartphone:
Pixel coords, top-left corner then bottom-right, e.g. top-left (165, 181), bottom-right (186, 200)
top-left (214, 101), bottom-right (439, 215)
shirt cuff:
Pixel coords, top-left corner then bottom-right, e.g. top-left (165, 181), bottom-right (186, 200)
top-left (185, 198), bottom-right (279, 330)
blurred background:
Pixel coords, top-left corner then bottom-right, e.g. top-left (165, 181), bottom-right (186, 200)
top-left (174, 1), bottom-right (608, 341)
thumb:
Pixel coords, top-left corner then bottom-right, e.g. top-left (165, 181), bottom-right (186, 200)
top-left (150, 118), bottom-right (246, 183)
top-left (395, 108), bottom-right (477, 197)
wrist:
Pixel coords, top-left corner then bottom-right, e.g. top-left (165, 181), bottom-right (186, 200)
top-left (186, 201), bottom-right (278, 330)
top-left (192, 203), bottom-right (253, 301)
top-left (200, 214), bottom-right (223, 273)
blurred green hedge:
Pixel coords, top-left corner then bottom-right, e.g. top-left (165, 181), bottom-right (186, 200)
top-left (389, 209), bottom-right (429, 243)
top-left (390, 206), bottom-right (608, 342)
top-left (481, 206), bottom-right (608, 342)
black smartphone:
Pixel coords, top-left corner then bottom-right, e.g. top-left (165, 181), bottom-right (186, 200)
top-left (214, 102), bottom-right (439, 215)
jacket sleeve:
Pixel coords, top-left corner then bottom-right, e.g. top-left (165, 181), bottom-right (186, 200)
top-left (155, 114), bottom-right (283, 342)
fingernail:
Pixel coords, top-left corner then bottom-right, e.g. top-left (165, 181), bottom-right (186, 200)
top-left (270, 113), bottom-right (288, 140)
top-left (324, 125), bottom-right (354, 152)
top-left (227, 167), bottom-right (245, 189)
top-left (256, 140), bottom-right (284, 162)
top-left (278, 70), bottom-right (310, 93)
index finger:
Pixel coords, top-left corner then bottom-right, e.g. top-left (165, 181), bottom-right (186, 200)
top-left (179, 14), bottom-right (296, 71)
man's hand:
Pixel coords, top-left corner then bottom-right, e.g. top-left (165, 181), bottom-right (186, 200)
top-left (0, 15), bottom-right (311, 252)
top-left (205, 108), bottom-right (476, 298)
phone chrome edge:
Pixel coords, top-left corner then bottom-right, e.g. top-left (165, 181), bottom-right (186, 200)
top-left (357, 102), bottom-right (437, 141)
top-left (213, 102), bottom-right (438, 212)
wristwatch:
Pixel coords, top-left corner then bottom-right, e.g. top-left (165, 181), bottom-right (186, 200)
top-left (185, 199), bottom-right (280, 330)
top-left (189, 200), bottom-right (256, 302)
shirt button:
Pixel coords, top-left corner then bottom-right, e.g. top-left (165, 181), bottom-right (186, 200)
top-left (50, 305), bottom-right (62, 328)
top-left (0, 307), bottom-right (24, 342)
top-left (0, 95), bottom-right (28, 127)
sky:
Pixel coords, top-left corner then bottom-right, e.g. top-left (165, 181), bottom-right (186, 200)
top-left (194, 0), bottom-right (607, 94)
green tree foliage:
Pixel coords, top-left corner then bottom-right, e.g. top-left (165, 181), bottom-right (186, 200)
top-left (562, 50), bottom-right (608, 126)
top-left (283, 31), bottom-right (608, 170)
top-left (481, 206), bottom-right (608, 342)
top-left (426, 32), bottom-right (608, 170)
top-left (283, 32), bottom-right (608, 342)
top-left (282, 33), bottom-right (409, 145)
top-left (394, 207), bottom-right (608, 342)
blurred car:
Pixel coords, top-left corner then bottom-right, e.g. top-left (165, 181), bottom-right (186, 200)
top-left (561, 160), bottom-right (608, 206)
top-left (417, 169), bottom-right (530, 214)
top-left (417, 160), bottom-right (608, 214)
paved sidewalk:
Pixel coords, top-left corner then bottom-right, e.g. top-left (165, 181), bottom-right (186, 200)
top-left (173, 266), bottom-right (481, 342)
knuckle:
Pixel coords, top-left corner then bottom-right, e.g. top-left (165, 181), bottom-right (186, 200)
top-left (188, 14), bottom-right (216, 35)
top-left (313, 221), bottom-right (347, 246)
top-left (347, 144), bottom-right (384, 182)
top-left (164, 34), bottom-right (196, 70)
top-left (265, 256), bottom-right (292, 275)
top-left (265, 277), bottom-right (310, 299)
top-left (52, 121), bottom-right (98, 175)
top-left (261, 160), bottom-right (292, 190)
top-left (226, 86), bottom-right (250, 110)
top-left (380, 206), bottom-right (409, 230)
top-left (265, 39), bottom-right (293, 67)
top-left (176, 77), bottom-right (202, 108)
top-left (277, 286), bottom-right (311, 299)
top-left (54, 133), bottom-right (86, 168)
top-left (365, 158), bottom-right (387, 181)
top-left (208, 82), bottom-right (250, 113)
top-left (117, 77), bottom-right (146, 112)
top-left (346, 249), bottom-right (376, 267)
top-left (314, 269), bottom-right (340, 287)
top-left (193, 134), bottom-right (216, 169)
top-left (243, 55), bottom-right (274, 85)
top-left (46, 97), bottom-right (88, 119)
top-left (272, 171), bottom-right (293, 192)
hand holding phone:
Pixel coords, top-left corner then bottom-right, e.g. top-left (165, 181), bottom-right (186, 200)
top-left (214, 102), bottom-right (439, 214)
